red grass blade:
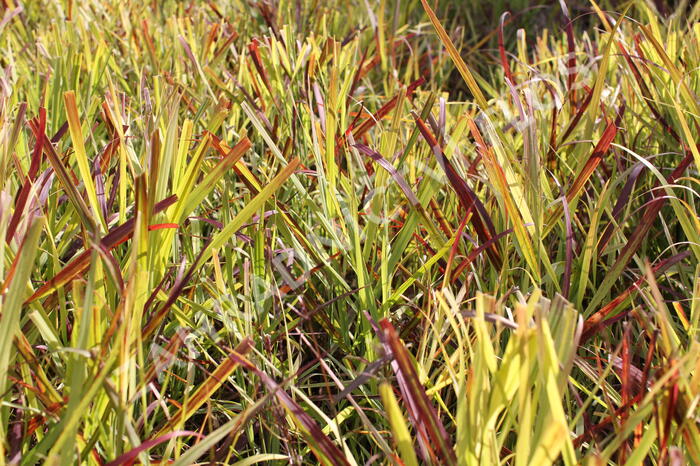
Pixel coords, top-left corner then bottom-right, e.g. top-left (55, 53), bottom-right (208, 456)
top-left (581, 250), bottom-right (691, 342)
top-left (229, 350), bottom-right (352, 466)
top-left (498, 12), bottom-right (515, 86)
top-left (378, 318), bottom-right (456, 465)
top-left (25, 195), bottom-right (177, 303)
top-left (565, 120), bottom-right (617, 203)
top-left (585, 149), bottom-right (694, 314)
top-left (349, 78), bottom-right (424, 140)
top-left (597, 162), bottom-right (644, 254)
top-left (7, 108), bottom-right (46, 243)
top-left (413, 113), bottom-right (501, 269)
top-left (105, 431), bottom-right (203, 466)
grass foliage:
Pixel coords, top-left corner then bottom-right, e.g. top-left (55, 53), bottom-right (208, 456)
top-left (1, 0), bottom-right (700, 464)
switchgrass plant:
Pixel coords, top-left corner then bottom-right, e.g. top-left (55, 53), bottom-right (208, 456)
top-left (0, 0), bottom-right (699, 464)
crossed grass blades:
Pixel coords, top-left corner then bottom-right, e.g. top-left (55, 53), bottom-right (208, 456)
top-left (0, 0), bottom-right (699, 464)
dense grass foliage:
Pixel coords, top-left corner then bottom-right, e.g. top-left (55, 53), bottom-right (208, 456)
top-left (1, 0), bottom-right (699, 464)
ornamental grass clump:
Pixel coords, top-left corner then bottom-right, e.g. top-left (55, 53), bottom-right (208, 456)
top-left (0, 0), bottom-right (699, 464)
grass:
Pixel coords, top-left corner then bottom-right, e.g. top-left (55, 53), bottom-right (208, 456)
top-left (0, 0), bottom-right (699, 464)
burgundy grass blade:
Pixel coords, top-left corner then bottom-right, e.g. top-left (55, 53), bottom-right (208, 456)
top-left (617, 41), bottom-right (680, 143)
top-left (561, 194), bottom-right (574, 299)
top-left (7, 108), bottom-right (46, 243)
top-left (560, 1), bottom-right (578, 106)
top-left (105, 431), bottom-right (203, 466)
top-left (414, 113), bottom-right (502, 269)
top-left (378, 318), bottom-right (456, 465)
top-left (558, 86), bottom-right (593, 146)
top-left (586, 148), bottom-right (694, 316)
top-left (353, 143), bottom-right (420, 207)
top-left (451, 228), bottom-right (515, 284)
top-left (229, 351), bottom-right (351, 466)
top-left (142, 237), bottom-right (210, 338)
top-left (597, 162), bottom-right (644, 254)
top-left (581, 250), bottom-right (691, 342)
